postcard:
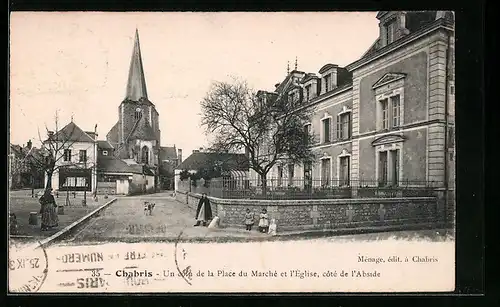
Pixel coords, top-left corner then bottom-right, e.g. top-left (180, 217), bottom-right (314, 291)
top-left (8, 11), bottom-right (456, 293)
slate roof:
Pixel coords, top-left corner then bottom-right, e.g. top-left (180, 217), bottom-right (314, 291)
top-left (45, 121), bottom-right (95, 143)
top-left (97, 140), bottom-right (114, 150)
top-left (97, 155), bottom-right (156, 175)
top-left (160, 146), bottom-right (177, 161)
top-left (176, 152), bottom-right (249, 171)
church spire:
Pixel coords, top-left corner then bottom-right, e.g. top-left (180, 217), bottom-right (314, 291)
top-left (125, 29), bottom-right (148, 101)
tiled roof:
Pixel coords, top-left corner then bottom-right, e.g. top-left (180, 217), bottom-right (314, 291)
top-left (176, 152), bottom-right (249, 171)
top-left (46, 121), bottom-right (95, 143)
top-left (97, 155), bottom-right (156, 175)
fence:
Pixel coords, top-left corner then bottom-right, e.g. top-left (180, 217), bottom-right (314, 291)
top-left (177, 177), bottom-right (441, 200)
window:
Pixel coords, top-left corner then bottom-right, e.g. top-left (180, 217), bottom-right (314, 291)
top-left (141, 146), bottom-right (149, 164)
top-left (390, 150), bottom-right (399, 186)
top-left (103, 150), bottom-right (108, 156)
top-left (339, 156), bottom-right (350, 186)
top-left (379, 151), bottom-right (388, 186)
top-left (277, 165), bottom-right (283, 187)
top-left (378, 149), bottom-right (400, 187)
top-left (303, 161), bottom-right (312, 188)
top-left (391, 95), bottom-right (401, 127)
top-left (322, 118), bottom-right (331, 143)
top-left (63, 149), bottom-right (71, 162)
top-left (324, 74), bottom-right (331, 92)
top-left (381, 99), bottom-right (389, 130)
top-left (134, 108), bottom-right (142, 120)
top-left (288, 164), bottom-right (294, 185)
top-left (337, 112), bottom-right (351, 140)
top-left (385, 19), bottom-right (396, 44)
top-left (321, 158), bottom-right (331, 187)
top-left (79, 150), bottom-right (87, 163)
top-left (304, 124), bottom-right (311, 144)
top-left (305, 84), bottom-right (311, 101)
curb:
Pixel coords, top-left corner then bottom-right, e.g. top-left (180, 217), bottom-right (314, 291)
top-left (31, 198), bottom-right (117, 250)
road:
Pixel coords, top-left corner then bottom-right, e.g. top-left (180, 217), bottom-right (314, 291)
top-left (61, 194), bottom-right (453, 244)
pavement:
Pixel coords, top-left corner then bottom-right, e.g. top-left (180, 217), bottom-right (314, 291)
top-left (59, 193), bottom-right (454, 245)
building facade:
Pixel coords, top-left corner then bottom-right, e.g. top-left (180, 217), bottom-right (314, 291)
top-left (250, 11), bottom-right (455, 196)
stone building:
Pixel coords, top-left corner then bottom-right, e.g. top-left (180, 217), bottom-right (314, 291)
top-left (250, 11), bottom-right (455, 200)
top-left (106, 29), bottom-right (179, 190)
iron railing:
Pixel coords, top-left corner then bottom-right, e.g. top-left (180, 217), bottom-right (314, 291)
top-left (177, 177), bottom-right (441, 200)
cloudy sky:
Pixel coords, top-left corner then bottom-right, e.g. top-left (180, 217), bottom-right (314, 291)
top-left (10, 12), bottom-right (378, 157)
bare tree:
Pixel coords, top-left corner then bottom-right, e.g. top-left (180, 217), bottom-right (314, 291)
top-left (17, 112), bottom-right (96, 202)
top-left (200, 78), bottom-right (316, 195)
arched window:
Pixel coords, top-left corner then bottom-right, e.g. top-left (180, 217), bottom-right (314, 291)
top-left (141, 146), bottom-right (149, 164)
top-left (134, 108), bottom-right (142, 120)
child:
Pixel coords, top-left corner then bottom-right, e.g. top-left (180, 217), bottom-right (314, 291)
top-left (244, 208), bottom-right (255, 231)
top-left (268, 219), bottom-right (277, 236)
top-left (258, 208), bottom-right (269, 233)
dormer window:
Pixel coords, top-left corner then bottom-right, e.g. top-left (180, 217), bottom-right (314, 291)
top-left (103, 150), bottom-right (108, 156)
top-left (324, 74), bottom-right (331, 92)
top-left (385, 18), bottom-right (397, 45)
top-left (305, 84), bottom-right (311, 101)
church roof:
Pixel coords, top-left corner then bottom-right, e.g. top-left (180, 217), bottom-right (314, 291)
top-left (125, 29), bottom-right (148, 101)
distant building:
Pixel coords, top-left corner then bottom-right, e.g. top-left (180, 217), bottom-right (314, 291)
top-left (174, 149), bottom-right (249, 191)
top-left (9, 140), bottom-right (45, 190)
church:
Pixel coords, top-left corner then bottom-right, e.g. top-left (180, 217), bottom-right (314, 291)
top-left (102, 29), bottom-right (180, 193)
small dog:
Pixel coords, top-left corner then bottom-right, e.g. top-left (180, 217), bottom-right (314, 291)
top-left (207, 216), bottom-right (219, 229)
top-left (268, 219), bottom-right (277, 236)
top-left (144, 202), bottom-right (156, 215)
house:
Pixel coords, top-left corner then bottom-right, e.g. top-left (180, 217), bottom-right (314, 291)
top-left (174, 149), bottom-right (249, 191)
top-left (251, 11), bottom-right (455, 196)
top-left (43, 121), bottom-right (98, 195)
top-left (9, 140), bottom-right (45, 190)
top-left (159, 146), bottom-right (181, 189)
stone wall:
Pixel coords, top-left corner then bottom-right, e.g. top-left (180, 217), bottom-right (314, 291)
top-left (175, 190), bottom-right (440, 232)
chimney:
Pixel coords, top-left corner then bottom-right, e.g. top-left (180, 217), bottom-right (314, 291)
top-left (177, 149), bottom-right (182, 163)
top-left (48, 131), bottom-right (54, 139)
top-left (27, 140), bottom-right (32, 149)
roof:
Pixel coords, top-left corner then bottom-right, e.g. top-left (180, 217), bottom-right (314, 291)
top-left (45, 121), bottom-right (95, 143)
top-left (97, 155), bottom-right (154, 175)
top-left (97, 140), bottom-right (114, 149)
top-left (176, 152), bottom-right (249, 171)
top-left (125, 29), bottom-right (148, 101)
top-left (160, 146), bottom-right (177, 161)
top-left (106, 122), bottom-right (119, 145)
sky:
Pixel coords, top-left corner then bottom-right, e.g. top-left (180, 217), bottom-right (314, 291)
top-left (10, 12), bottom-right (379, 158)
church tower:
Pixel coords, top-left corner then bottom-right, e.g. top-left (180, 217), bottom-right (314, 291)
top-left (106, 29), bottom-right (161, 166)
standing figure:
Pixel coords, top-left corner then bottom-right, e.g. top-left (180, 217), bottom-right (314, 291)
top-left (39, 189), bottom-right (59, 231)
top-left (244, 208), bottom-right (255, 231)
top-left (258, 208), bottom-right (269, 233)
top-left (194, 193), bottom-right (212, 227)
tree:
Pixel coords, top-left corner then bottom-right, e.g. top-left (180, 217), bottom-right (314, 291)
top-left (18, 112), bottom-right (96, 203)
top-left (200, 78), bottom-right (316, 195)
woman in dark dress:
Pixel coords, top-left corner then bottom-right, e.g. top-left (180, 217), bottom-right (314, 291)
top-left (39, 189), bottom-right (59, 231)
top-left (194, 193), bottom-right (212, 227)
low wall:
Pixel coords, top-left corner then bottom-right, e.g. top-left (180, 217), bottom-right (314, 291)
top-left (175, 190), bottom-right (441, 232)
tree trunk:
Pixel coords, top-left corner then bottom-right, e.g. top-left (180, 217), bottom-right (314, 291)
top-left (44, 169), bottom-right (54, 195)
top-left (260, 174), bottom-right (267, 197)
